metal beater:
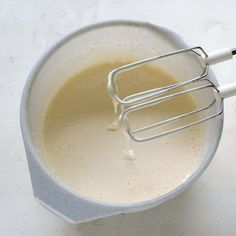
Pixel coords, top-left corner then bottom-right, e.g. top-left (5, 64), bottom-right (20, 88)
top-left (107, 47), bottom-right (236, 142)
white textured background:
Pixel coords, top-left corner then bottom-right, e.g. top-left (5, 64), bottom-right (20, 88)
top-left (1, 0), bottom-right (236, 235)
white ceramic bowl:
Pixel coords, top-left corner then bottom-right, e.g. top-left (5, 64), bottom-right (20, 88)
top-left (20, 21), bottom-right (223, 223)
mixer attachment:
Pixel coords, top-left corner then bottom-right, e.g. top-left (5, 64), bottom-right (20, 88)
top-left (107, 47), bottom-right (236, 142)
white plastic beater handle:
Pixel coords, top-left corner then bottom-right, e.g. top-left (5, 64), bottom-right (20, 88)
top-left (204, 47), bottom-right (236, 99)
top-left (204, 48), bottom-right (233, 65)
top-left (218, 83), bottom-right (236, 99)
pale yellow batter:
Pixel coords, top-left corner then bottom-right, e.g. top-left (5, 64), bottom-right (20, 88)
top-left (43, 62), bottom-right (203, 203)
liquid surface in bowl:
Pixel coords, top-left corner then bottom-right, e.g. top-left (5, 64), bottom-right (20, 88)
top-left (43, 61), bottom-right (204, 203)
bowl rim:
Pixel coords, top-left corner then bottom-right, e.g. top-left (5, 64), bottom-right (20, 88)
top-left (20, 19), bottom-right (224, 209)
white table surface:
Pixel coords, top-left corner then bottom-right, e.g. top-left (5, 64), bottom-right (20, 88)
top-left (1, 0), bottom-right (236, 235)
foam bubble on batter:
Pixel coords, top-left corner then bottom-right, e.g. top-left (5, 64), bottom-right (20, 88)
top-left (107, 117), bottom-right (119, 131)
top-left (122, 149), bottom-right (136, 160)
